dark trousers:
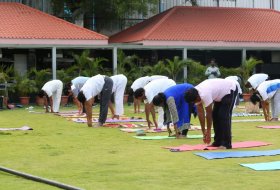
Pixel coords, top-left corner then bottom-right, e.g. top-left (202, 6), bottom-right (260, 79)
top-left (99, 77), bottom-right (113, 124)
top-left (212, 88), bottom-right (238, 149)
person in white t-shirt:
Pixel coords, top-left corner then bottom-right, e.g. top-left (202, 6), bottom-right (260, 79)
top-left (66, 76), bottom-right (89, 114)
top-left (205, 59), bottom-right (221, 79)
top-left (77, 74), bottom-right (113, 127)
top-left (245, 73), bottom-right (268, 90)
top-left (225, 76), bottom-right (242, 106)
top-left (131, 75), bottom-right (168, 113)
top-left (109, 74), bottom-right (127, 119)
top-left (38, 80), bottom-right (63, 113)
top-left (184, 79), bottom-right (238, 149)
top-left (134, 78), bottom-right (176, 128)
top-left (250, 79), bottom-right (280, 121)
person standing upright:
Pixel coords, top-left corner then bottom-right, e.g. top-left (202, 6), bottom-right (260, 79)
top-left (205, 59), bottom-right (221, 79)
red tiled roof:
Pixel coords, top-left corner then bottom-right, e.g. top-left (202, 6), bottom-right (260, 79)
top-left (0, 3), bottom-right (108, 41)
top-left (109, 6), bottom-right (280, 44)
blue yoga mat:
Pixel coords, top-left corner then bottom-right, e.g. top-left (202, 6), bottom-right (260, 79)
top-left (240, 161), bottom-right (280, 171)
top-left (195, 149), bottom-right (280, 160)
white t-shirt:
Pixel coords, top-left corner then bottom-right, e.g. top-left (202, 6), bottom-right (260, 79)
top-left (225, 76), bottom-right (242, 94)
top-left (71, 76), bottom-right (89, 97)
top-left (131, 75), bottom-right (168, 92)
top-left (80, 74), bottom-right (105, 101)
top-left (42, 80), bottom-right (63, 97)
top-left (110, 74), bottom-right (127, 93)
top-left (144, 78), bottom-right (176, 103)
top-left (195, 79), bottom-right (237, 107)
top-left (257, 79), bottom-right (280, 101)
top-left (247, 73), bottom-right (268, 89)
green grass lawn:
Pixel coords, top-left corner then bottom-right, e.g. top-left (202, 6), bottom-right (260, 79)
top-left (0, 104), bottom-right (280, 190)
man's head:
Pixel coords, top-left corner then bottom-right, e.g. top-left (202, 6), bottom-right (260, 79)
top-left (152, 93), bottom-right (166, 107)
top-left (245, 81), bottom-right (252, 89)
top-left (134, 88), bottom-right (145, 100)
top-left (210, 59), bottom-right (216, 67)
top-left (38, 90), bottom-right (46, 98)
top-left (77, 91), bottom-right (86, 103)
top-left (184, 88), bottom-right (201, 104)
top-left (250, 92), bottom-right (262, 105)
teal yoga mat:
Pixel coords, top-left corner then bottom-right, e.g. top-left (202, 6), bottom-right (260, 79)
top-left (240, 161), bottom-right (280, 171)
top-left (133, 134), bottom-right (214, 140)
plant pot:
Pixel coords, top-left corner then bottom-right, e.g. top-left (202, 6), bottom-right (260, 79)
top-left (19, 96), bottom-right (30, 105)
top-left (123, 94), bottom-right (129, 103)
top-left (36, 96), bottom-right (45, 106)
top-left (242, 93), bottom-right (252, 102)
top-left (61, 96), bottom-right (68, 106)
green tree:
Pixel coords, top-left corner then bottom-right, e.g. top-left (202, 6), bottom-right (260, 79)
top-left (164, 56), bottom-right (188, 82)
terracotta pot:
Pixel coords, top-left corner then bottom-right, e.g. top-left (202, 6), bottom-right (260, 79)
top-left (36, 96), bottom-right (45, 106)
top-left (19, 97), bottom-right (30, 105)
top-left (123, 94), bottom-right (129, 103)
top-left (242, 93), bottom-right (252, 102)
top-left (61, 95), bottom-right (68, 106)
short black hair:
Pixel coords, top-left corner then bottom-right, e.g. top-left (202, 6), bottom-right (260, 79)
top-left (134, 88), bottom-right (145, 99)
top-left (38, 90), bottom-right (45, 98)
top-left (184, 88), bottom-right (199, 103)
top-left (152, 93), bottom-right (166, 106)
top-left (250, 92), bottom-right (261, 105)
top-left (77, 91), bottom-right (86, 103)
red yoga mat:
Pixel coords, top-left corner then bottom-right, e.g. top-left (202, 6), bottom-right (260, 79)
top-left (163, 141), bottom-right (271, 152)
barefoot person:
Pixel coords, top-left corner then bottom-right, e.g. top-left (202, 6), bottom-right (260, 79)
top-left (134, 78), bottom-right (176, 129)
top-left (131, 75), bottom-right (167, 113)
top-left (77, 74), bottom-right (113, 127)
top-left (152, 83), bottom-right (196, 138)
top-left (250, 79), bottom-right (280, 122)
top-left (109, 74), bottom-right (127, 119)
top-left (184, 79), bottom-right (238, 149)
top-left (67, 76), bottom-right (89, 114)
top-left (38, 80), bottom-right (63, 113)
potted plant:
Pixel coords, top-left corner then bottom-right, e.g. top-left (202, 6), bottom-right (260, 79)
top-left (29, 68), bottom-right (51, 105)
top-left (14, 72), bottom-right (38, 105)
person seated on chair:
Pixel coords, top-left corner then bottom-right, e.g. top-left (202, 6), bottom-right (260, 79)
top-left (38, 80), bottom-right (63, 113)
top-left (134, 78), bottom-right (176, 129)
top-left (152, 83), bottom-right (196, 138)
top-left (109, 74), bottom-right (127, 119)
top-left (77, 74), bottom-right (113, 128)
top-left (184, 79), bottom-right (238, 149)
top-left (250, 79), bottom-right (280, 122)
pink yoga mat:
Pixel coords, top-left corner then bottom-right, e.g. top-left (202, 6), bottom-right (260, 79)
top-left (257, 126), bottom-right (280, 129)
top-left (163, 141), bottom-right (271, 152)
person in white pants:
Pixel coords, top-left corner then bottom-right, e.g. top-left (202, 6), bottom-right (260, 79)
top-left (250, 79), bottom-right (280, 121)
top-left (134, 78), bottom-right (176, 128)
top-left (38, 80), bottom-right (63, 113)
top-left (109, 74), bottom-right (127, 119)
top-left (131, 75), bottom-right (168, 113)
top-left (67, 76), bottom-right (89, 114)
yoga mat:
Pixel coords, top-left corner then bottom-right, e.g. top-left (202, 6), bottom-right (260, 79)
top-left (0, 126), bottom-right (33, 131)
top-left (163, 141), bottom-right (271, 152)
top-left (72, 118), bottom-right (145, 123)
top-left (195, 149), bottom-right (280, 160)
top-left (257, 126), bottom-right (280, 129)
top-left (232, 113), bottom-right (263, 117)
top-left (240, 161), bottom-right (280, 171)
top-left (120, 128), bottom-right (167, 133)
top-left (232, 119), bottom-right (265, 122)
top-left (134, 134), bottom-right (214, 140)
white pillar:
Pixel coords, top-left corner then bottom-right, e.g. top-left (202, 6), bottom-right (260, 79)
top-left (113, 46), bottom-right (118, 75)
top-left (242, 48), bottom-right (247, 64)
top-left (183, 48), bottom-right (188, 82)
top-left (52, 47), bottom-right (57, 80)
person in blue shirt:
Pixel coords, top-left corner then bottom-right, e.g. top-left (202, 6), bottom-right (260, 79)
top-left (152, 83), bottom-right (196, 138)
